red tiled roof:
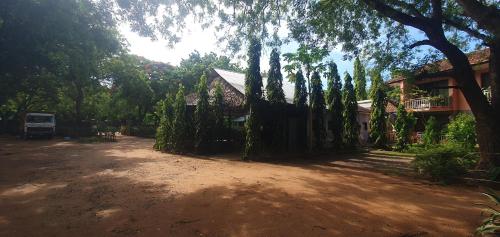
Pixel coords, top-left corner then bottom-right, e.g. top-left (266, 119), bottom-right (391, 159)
top-left (426, 48), bottom-right (489, 72)
top-left (387, 48), bottom-right (490, 84)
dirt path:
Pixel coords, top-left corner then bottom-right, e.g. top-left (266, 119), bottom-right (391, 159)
top-left (0, 136), bottom-right (485, 236)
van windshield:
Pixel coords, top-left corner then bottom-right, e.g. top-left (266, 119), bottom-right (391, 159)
top-left (26, 115), bottom-right (54, 123)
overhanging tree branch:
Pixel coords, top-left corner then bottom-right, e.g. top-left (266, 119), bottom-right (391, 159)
top-left (392, 1), bottom-right (426, 20)
top-left (456, 0), bottom-right (500, 37)
top-left (409, 40), bottom-right (434, 49)
top-left (431, 0), bottom-right (443, 21)
top-left (443, 18), bottom-right (489, 42)
top-left (361, 0), bottom-right (428, 31)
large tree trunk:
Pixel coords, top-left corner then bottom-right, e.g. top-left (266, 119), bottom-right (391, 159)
top-left (475, 113), bottom-right (500, 167)
top-left (490, 40), bottom-right (500, 112)
top-left (363, 0), bottom-right (500, 167)
top-left (479, 41), bottom-right (500, 167)
top-left (434, 38), bottom-right (500, 167)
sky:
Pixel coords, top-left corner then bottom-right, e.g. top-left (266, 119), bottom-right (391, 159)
top-left (119, 22), bottom-right (355, 84)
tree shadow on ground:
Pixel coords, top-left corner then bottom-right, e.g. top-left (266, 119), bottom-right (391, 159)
top-left (0, 136), bottom-right (483, 237)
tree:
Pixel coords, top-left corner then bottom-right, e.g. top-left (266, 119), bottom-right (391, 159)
top-left (353, 57), bottom-right (368, 100)
top-left (446, 113), bottom-right (476, 150)
top-left (177, 51), bottom-right (243, 93)
top-left (294, 70), bottom-right (308, 107)
top-left (394, 103), bottom-right (416, 151)
top-left (342, 73), bottom-right (359, 149)
top-left (154, 95), bottom-right (174, 151)
top-left (244, 37), bottom-right (263, 160)
top-left (266, 48), bottom-right (287, 151)
top-left (284, 44), bottom-right (329, 150)
top-left (172, 85), bottom-right (188, 152)
top-left (326, 62), bottom-right (344, 149)
top-left (102, 56), bottom-right (153, 126)
top-left (369, 70), bottom-right (388, 148)
top-left (311, 71), bottom-right (326, 149)
top-left (111, 0), bottom-right (500, 166)
top-left (194, 74), bottom-right (212, 153)
top-left (422, 116), bottom-right (440, 146)
top-left (291, 0), bottom-right (500, 166)
top-left (267, 49), bottom-right (286, 104)
top-left (213, 82), bottom-right (225, 145)
top-left (0, 0), bottom-right (121, 135)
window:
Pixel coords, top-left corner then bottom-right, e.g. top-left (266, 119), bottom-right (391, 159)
top-left (363, 122), bottom-right (368, 131)
top-left (419, 80), bottom-right (449, 97)
top-left (26, 115), bottom-right (53, 123)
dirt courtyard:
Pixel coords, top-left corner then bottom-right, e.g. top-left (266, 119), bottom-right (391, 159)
top-left (0, 135), bottom-right (486, 237)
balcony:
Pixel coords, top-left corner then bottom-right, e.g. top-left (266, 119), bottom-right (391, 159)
top-left (404, 96), bottom-right (452, 111)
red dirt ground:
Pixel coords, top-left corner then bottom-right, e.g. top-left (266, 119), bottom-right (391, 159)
top-left (0, 136), bottom-right (486, 236)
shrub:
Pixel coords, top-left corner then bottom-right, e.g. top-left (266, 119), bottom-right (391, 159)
top-left (476, 189), bottom-right (500, 236)
top-left (406, 143), bottom-right (438, 154)
top-left (422, 116), bottom-right (440, 146)
top-left (394, 103), bottom-right (416, 151)
top-left (411, 143), bottom-right (478, 183)
top-left (130, 126), bottom-right (155, 138)
top-left (171, 85), bottom-right (189, 152)
top-left (445, 113), bottom-right (476, 150)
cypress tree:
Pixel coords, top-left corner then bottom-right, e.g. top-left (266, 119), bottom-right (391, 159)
top-left (326, 62), bottom-right (343, 149)
top-left (311, 71), bottom-right (326, 149)
top-left (213, 82), bottom-right (225, 146)
top-left (293, 69), bottom-right (308, 150)
top-left (194, 74), bottom-right (212, 153)
top-left (369, 71), bottom-right (388, 148)
top-left (172, 84), bottom-right (188, 152)
top-left (342, 72), bottom-right (359, 149)
top-left (164, 95), bottom-right (175, 150)
top-left (266, 48), bottom-right (286, 104)
top-left (422, 116), bottom-right (439, 146)
top-left (154, 94), bottom-right (174, 151)
top-left (353, 57), bottom-right (367, 100)
top-left (154, 99), bottom-right (168, 150)
top-left (244, 37), bottom-right (263, 160)
top-left (294, 69), bottom-right (307, 107)
top-left (266, 48), bottom-right (286, 151)
top-left (394, 103), bottom-right (416, 151)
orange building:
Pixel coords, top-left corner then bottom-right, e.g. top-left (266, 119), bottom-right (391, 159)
top-left (386, 48), bottom-right (491, 138)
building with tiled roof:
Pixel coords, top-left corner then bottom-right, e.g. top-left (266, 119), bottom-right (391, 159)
top-left (188, 68), bottom-right (373, 147)
top-left (386, 48), bottom-right (491, 140)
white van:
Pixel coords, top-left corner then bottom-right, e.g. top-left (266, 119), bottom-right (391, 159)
top-left (24, 113), bottom-right (56, 139)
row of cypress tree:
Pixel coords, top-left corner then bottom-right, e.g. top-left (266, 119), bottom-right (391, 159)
top-left (242, 39), bottom-right (375, 159)
top-left (155, 37), bottom-right (394, 157)
top-left (154, 76), bottom-right (226, 154)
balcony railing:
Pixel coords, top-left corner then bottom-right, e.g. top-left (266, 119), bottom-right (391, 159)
top-left (404, 96), bottom-right (452, 111)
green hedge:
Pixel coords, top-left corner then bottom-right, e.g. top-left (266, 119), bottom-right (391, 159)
top-left (121, 125), bottom-right (156, 138)
top-left (411, 143), bottom-right (478, 183)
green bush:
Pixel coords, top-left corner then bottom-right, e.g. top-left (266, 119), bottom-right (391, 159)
top-left (445, 113), bottom-right (476, 150)
top-left (422, 116), bottom-right (440, 146)
top-left (411, 143), bottom-right (478, 183)
top-left (394, 103), bottom-right (416, 151)
top-left (476, 189), bottom-right (500, 236)
top-left (130, 126), bottom-right (156, 138)
top-left (406, 143), bottom-right (440, 154)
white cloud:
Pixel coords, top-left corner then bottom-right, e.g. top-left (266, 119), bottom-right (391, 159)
top-left (119, 22), bottom-right (222, 65)
top-left (118, 21), bottom-right (353, 81)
